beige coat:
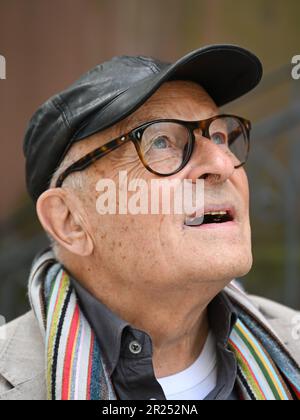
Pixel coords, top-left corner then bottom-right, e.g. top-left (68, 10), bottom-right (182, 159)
top-left (0, 287), bottom-right (299, 400)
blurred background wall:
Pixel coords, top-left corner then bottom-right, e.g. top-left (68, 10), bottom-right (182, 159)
top-left (0, 0), bottom-right (299, 321)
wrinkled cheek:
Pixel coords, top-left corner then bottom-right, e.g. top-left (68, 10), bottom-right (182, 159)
top-left (93, 213), bottom-right (157, 253)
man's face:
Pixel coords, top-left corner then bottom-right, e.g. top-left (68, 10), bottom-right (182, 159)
top-left (72, 80), bottom-right (252, 292)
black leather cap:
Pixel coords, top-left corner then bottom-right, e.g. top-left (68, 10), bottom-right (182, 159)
top-left (23, 44), bottom-right (263, 201)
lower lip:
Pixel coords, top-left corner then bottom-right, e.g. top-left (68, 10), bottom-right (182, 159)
top-left (184, 220), bottom-right (237, 230)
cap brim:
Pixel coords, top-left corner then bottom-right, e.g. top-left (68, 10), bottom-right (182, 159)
top-left (74, 44), bottom-right (262, 141)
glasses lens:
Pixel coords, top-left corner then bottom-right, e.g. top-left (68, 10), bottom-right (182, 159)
top-left (208, 117), bottom-right (249, 167)
top-left (140, 122), bottom-right (191, 175)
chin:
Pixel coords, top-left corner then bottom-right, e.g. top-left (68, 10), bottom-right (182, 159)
top-left (212, 249), bottom-right (253, 282)
top-left (182, 245), bottom-right (253, 286)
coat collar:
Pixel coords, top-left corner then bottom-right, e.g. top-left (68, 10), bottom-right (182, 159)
top-left (225, 282), bottom-right (300, 369)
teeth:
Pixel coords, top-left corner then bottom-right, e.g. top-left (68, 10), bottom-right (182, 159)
top-left (204, 211), bottom-right (227, 216)
top-left (184, 210), bottom-right (230, 227)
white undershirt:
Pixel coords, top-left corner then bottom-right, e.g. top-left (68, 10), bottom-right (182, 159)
top-left (156, 332), bottom-right (217, 400)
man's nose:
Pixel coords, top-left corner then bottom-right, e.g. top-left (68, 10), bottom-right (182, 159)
top-left (185, 136), bottom-right (236, 184)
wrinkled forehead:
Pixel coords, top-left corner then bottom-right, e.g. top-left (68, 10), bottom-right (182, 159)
top-left (118, 80), bottom-right (218, 132)
top-left (70, 80), bottom-right (219, 155)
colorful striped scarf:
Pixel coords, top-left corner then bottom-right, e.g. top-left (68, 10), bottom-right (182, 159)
top-left (29, 254), bottom-right (300, 400)
top-left (229, 320), bottom-right (298, 400)
top-left (42, 264), bottom-right (116, 400)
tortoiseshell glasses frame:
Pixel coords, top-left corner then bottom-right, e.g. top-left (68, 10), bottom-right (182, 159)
top-left (55, 114), bottom-right (251, 188)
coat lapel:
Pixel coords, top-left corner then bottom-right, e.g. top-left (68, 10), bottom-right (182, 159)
top-left (0, 311), bottom-right (46, 400)
top-left (0, 373), bottom-right (46, 400)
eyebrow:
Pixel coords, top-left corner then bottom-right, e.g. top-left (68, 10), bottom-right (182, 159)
top-left (117, 107), bottom-right (221, 137)
top-left (119, 113), bottom-right (162, 134)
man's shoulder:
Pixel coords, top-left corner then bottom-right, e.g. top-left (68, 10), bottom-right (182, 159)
top-left (225, 284), bottom-right (300, 366)
top-left (249, 295), bottom-right (300, 350)
top-left (249, 295), bottom-right (299, 323)
top-left (0, 311), bottom-right (46, 400)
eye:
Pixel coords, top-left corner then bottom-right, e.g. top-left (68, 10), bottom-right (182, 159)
top-left (151, 136), bottom-right (170, 149)
top-left (211, 132), bottom-right (227, 145)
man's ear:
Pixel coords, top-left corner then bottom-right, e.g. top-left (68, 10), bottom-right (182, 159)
top-left (36, 188), bottom-right (94, 257)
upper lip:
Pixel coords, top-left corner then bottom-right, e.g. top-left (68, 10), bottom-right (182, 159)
top-left (185, 204), bottom-right (236, 224)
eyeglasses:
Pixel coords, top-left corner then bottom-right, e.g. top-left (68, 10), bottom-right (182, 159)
top-left (55, 114), bottom-right (251, 188)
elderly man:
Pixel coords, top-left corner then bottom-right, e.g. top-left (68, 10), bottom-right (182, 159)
top-left (0, 45), bottom-right (299, 401)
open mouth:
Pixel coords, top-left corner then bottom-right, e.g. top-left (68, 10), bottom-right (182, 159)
top-left (184, 210), bottom-right (234, 227)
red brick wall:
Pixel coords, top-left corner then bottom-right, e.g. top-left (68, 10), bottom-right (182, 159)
top-left (0, 0), bottom-right (185, 220)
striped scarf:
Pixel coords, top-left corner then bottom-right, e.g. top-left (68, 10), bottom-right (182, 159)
top-left (29, 255), bottom-right (300, 400)
top-left (229, 320), bottom-right (299, 400)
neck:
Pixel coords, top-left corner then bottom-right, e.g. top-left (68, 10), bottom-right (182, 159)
top-left (152, 307), bottom-right (209, 378)
top-left (70, 262), bottom-right (214, 378)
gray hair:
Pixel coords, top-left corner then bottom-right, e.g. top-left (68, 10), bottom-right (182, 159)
top-left (48, 149), bottom-right (86, 258)
top-left (50, 151), bottom-right (84, 190)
